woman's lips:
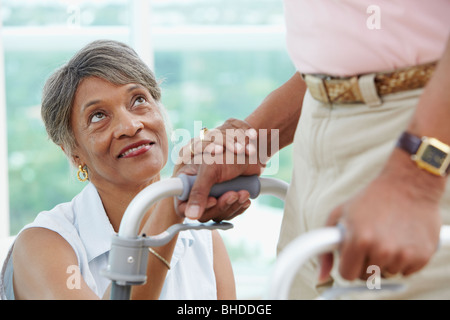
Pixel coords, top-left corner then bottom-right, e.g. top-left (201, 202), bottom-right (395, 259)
top-left (118, 141), bottom-right (154, 158)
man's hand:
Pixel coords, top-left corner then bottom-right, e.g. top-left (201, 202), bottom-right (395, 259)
top-left (173, 72), bottom-right (305, 222)
top-left (319, 149), bottom-right (445, 282)
top-left (173, 118), bottom-right (264, 222)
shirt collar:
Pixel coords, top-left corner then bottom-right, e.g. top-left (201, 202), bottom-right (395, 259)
top-left (73, 183), bottom-right (115, 262)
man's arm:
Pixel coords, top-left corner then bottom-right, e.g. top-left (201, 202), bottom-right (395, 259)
top-left (408, 37), bottom-right (450, 142)
top-left (245, 72), bottom-right (306, 152)
top-left (176, 72), bottom-right (306, 221)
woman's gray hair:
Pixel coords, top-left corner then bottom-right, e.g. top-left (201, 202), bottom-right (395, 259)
top-left (41, 39), bottom-right (162, 157)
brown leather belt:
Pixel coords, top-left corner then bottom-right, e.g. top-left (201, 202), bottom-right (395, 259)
top-left (303, 61), bottom-right (436, 105)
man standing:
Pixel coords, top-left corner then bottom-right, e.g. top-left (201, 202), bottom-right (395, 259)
top-left (177, 0), bottom-right (450, 299)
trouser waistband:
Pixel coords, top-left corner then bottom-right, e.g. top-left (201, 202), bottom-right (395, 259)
top-left (302, 61), bottom-right (436, 107)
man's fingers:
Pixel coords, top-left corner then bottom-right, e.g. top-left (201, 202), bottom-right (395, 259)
top-left (339, 236), bottom-right (370, 280)
top-left (197, 191), bottom-right (251, 223)
top-left (318, 252), bottom-right (334, 284)
top-left (318, 206), bottom-right (344, 283)
top-left (184, 165), bottom-right (219, 220)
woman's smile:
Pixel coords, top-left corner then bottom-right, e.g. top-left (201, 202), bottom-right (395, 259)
top-left (118, 140), bottom-right (155, 158)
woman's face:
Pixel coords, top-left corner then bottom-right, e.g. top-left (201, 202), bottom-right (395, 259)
top-left (70, 76), bottom-right (168, 190)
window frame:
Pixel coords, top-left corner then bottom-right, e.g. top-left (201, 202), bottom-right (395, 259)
top-left (0, 0), bottom-right (10, 239)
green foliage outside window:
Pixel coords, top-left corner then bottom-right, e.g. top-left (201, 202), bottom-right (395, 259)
top-left (5, 49), bottom-right (294, 234)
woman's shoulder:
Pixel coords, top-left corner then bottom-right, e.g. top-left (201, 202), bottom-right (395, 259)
top-left (13, 186), bottom-right (95, 261)
top-left (18, 199), bottom-right (78, 247)
top-left (13, 226), bottom-right (76, 259)
top-left (10, 224), bottom-right (84, 299)
top-left (12, 196), bottom-right (83, 266)
top-left (22, 183), bottom-right (97, 239)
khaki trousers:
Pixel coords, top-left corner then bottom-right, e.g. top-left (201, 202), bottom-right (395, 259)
top-left (278, 87), bottom-right (450, 299)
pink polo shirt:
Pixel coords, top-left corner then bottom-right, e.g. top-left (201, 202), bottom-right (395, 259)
top-left (284, 0), bottom-right (450, 76)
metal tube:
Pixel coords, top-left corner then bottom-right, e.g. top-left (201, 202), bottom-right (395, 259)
top-left (110, 281), bottom-right (132, 300)
top-left (268, 227), bottom-right (341, 299)
top-left (118, 176), bottom-right (288, 239)
top-left (268, 225), bottom-right (450, 300)
top-left (118, 177), bottom-right (184, 239)
top-left (259, 177), bottom-right (289, 200)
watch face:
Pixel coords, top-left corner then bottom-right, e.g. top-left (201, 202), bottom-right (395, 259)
top-left (422, 144), bottom-right (447, 168)
top-left (415, 137), bottom-right (450, 176)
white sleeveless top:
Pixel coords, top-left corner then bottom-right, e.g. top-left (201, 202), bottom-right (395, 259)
top-left (0, 183), bottom-right (217, 300)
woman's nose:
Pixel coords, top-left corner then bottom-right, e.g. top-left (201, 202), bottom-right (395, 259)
top-left (113, 109), bottom-right (144, 139)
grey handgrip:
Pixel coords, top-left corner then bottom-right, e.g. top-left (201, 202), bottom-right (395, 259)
top-left (177, 174), bottom-right (261, 201)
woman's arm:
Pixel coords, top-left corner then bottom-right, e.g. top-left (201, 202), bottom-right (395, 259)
top-left (212, 230), bottom-right (236, 299)
top-left (12, 197), bottom-right (209, 300)
top-left (130, 197), bottom-right (184, 300)
top-left (12, 228), bottom-right (100, 300)
top-left (133, 199), bottom-right (237, 300)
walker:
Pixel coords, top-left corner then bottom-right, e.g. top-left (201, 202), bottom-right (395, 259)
top-left (102, 173), bottom-right (450, 300)
top-left (101, 173), bottom-right (289, 300)
top-left (268, 221), bottom-right (450, 299)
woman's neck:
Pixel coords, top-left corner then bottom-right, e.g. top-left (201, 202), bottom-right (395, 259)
top-left (93, 175), bottom-right (161, 232)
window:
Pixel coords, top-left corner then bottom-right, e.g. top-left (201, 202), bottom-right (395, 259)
top-left (0, 0), bottom-right (295, 299)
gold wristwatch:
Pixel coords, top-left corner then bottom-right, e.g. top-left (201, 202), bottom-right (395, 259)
top-left (397, 132), bottom-right (450, 176)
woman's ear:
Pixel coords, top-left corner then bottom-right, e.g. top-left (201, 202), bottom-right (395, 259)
top-left (71, 155), bottom-right (81, 167)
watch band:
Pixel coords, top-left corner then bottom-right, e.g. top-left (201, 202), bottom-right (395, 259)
top-left (396, 131), bottom-right (422, 155)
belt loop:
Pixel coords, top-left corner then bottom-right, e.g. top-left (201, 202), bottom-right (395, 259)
top-left (358, 73), bottom-right (382, 107)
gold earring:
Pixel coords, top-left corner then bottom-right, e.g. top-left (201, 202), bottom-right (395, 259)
top-left (77, 165), bottom-right (88, 182)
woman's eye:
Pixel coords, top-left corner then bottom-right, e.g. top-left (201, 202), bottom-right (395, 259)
top-left (134, 96), bottom-right (147, 107)
top-left (91, 112), bottom-right (106, 123)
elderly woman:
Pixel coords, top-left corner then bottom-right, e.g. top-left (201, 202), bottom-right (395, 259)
top-left (0, 40), bottom-right (249, 299)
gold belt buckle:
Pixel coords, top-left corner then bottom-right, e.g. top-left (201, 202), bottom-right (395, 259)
top-left (304, 74), bottom-right (363, 104)
top-left (303, 74), bottom-right (330, 103)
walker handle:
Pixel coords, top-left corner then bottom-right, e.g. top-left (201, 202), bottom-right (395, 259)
top-left (177, 174), bottom-right (261, 201)
top-left (269, 225), bottom-right (450, 299)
